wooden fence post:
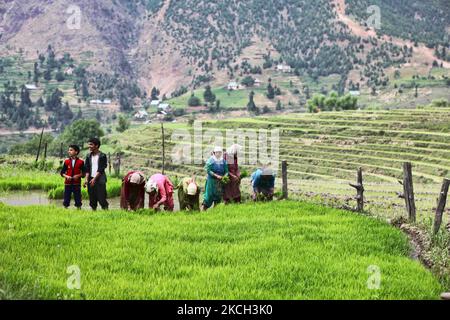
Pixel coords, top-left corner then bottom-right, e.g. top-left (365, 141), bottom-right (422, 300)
top-left (433, 178), bottom-right (450, 235)
top-left (118, 154), bottom-right (121, 177)
top-left (282, 160), bottom-right (288, 200)
top-left (350, 167), bottom-right (364, 212)
top-left (113, 154), bottom-right (121, 177)
top-left (161, 122), bottom-right (166, 175)
top-left (108, 153), bottom-right (112, 175)
top-left (35, 127), bottom-right (44, 162)
top-left (403, 162), bottom-right (416, 222)
top-left (43, 143), bottom-right (48, 162)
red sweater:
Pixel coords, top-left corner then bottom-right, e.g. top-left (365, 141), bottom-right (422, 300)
top-left (60, 158), bottom-right (85, 185)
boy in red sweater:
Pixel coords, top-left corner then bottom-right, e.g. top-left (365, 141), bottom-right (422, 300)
top-left (60, 145), bottom-right (85, 209)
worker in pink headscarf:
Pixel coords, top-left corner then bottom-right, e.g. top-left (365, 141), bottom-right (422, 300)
top-left (145, 173), bottom-right (174, 211)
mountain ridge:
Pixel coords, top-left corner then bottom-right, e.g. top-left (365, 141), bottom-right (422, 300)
top-left (1, 0), bottom-right (449, 96)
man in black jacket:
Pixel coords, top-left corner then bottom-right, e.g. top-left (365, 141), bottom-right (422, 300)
top-left (84, 138), bottom-right (109, 210)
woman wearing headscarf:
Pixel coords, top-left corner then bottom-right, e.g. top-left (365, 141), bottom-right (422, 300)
top-left (146, 173), bottom-right (175, 211)
top-left (223, 144), bottom-right (241, 204)
top-left (201, 146), bottom-right (229, 211)
top-left (177, 176), bottom-right (201, 211)
top-left (120, 171), bottom-right (146, 211)
top-left (251, 165), bottom-right (276, 201)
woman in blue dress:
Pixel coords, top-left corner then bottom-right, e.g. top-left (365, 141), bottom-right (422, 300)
top-left (201, 146), bottom-right (229, 211)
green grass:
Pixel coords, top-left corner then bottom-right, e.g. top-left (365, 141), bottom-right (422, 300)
top-left (104, 106), bottom-right (450, 225)
top-left (0, 201), bottom-right (443, 300)
top-left (47, 181), bottom-right (122, 200)
top-left (0, 164), bottom-right (122, 199)
top-left (168, 86), bottom-right (266, 110)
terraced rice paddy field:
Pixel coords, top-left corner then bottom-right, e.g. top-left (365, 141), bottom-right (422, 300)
top-left (110, 107), bottom-right (450, 223)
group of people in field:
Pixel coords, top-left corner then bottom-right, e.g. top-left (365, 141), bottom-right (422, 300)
top-left (60, 138), bottom-right (276, 212)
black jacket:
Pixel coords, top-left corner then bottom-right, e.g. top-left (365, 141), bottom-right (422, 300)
top-left (85, 152), bottom-right (108, 184)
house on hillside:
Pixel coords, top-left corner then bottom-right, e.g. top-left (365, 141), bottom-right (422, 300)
top-left (65, 67), bottom-right (74, 76)
top-left (349, 90), bottom-right (361, 96)
top-left (150, 100), bottom-right (161, 107)
top-left (25, 84), bottom-right (38, 90)
top-left (227, 81), bottom-right (240, 91)
top-left (276, 64), bottom-right (292, 73)
top-left (134, 110), bottom-right (149, 120)
top-left (254, 79), bottom-right (262, 87)
top-left (90, 99), bottom-right (112, 106)
top-left (158, 103), bottom-right (172, 113)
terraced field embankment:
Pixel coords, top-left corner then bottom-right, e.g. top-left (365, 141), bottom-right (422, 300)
top-left (110, 107), bottom-right (450, 222)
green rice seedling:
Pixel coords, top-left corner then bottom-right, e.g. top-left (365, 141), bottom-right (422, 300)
top-left (0, 201), bottom-right (443, 300)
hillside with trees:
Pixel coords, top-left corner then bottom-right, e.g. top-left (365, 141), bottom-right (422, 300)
top-left (0, 0), bottom-right (448, 133)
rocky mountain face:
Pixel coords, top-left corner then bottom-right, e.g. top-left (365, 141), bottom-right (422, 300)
top-left (1, 0), bottom-right (449, 95)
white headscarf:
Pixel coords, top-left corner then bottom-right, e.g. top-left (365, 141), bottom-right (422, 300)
top-left (212, 146), bottom-right (223, 162)
top-left (187, 183), bottom-right (198, 196)
top-left (227, 144), bottom-right (242, 155)
top-left (145, 179), bottom-right (158, 194)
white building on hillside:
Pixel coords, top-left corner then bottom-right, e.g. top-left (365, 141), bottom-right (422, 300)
top-left (158, 103), bottom-right (172, 113)
top-left (150, 100), bottom-right (161, 107)
top-left (277, 64), bottom-right (292, 73)
top-left (25, 84), bottom-right (38, 90)
top-left (90, 99), bottom-right (112, 106)
top-left (134, 110), bottom-right (149, 120)
top-left (227, 81), bottom-right (240, 90)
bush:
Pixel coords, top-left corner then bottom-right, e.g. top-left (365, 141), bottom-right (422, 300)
top-left (188, 94), bottom-right (201, 107)
top-left (173, 108), bottom-right (186, 117)
top-left (241, 76), bottom-right (255, 87)
top-left (59, 119), bottom-right (105, 147)
top-left (116, 115), bottom-right (130, 133)
top-left (431, 99), bottom-right (448, 108)
top-left (307, 92), bottom-right (357, 113)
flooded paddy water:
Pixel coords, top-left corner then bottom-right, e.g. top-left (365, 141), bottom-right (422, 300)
top-left (0, 191), bottom-right (181, 211)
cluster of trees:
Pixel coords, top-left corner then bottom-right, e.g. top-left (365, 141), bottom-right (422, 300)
top-left (171, 86), bottom-right (188, 98)
top-left (9, 119), bottom-right (104, 156)
top-left (0, 57), bottom-right (13, 74)
top-left (33, 45), bottom-right (75, 85)
top-left (307, 92), bottom-right (358, 113)
top-left (80, 70), bottom-right (143, 112)
top-left (345, 0), bottom-right (450, 48)
top-left (267, 79), bottom-right (282, 99)
top-left (0, 45), bottom-right (92, 131)
top-left (117, 80), bottom-right (142, 112)
top-left (119, 0), bottom-right (164, 15)
top-left (0, 83), bottom-right (42, 130)
top-left (435, 45), bottom-right (450, 63)
top-left (203, 86), bottom-right (216, 104)
top-left (44, 89), bottom-right (74, 130)
top-left (187, 86), bottom-right (217, 107)
top-left (246, 91), bottom-right (272, 115)
top-left (240, 61), bottom-right (262, 75)
top-left (186, 86), bottom-right (223, 114)
top-left (160, 0), bottom-right (426, 94)
top-left (0, 83), bottom-right (76, 131)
